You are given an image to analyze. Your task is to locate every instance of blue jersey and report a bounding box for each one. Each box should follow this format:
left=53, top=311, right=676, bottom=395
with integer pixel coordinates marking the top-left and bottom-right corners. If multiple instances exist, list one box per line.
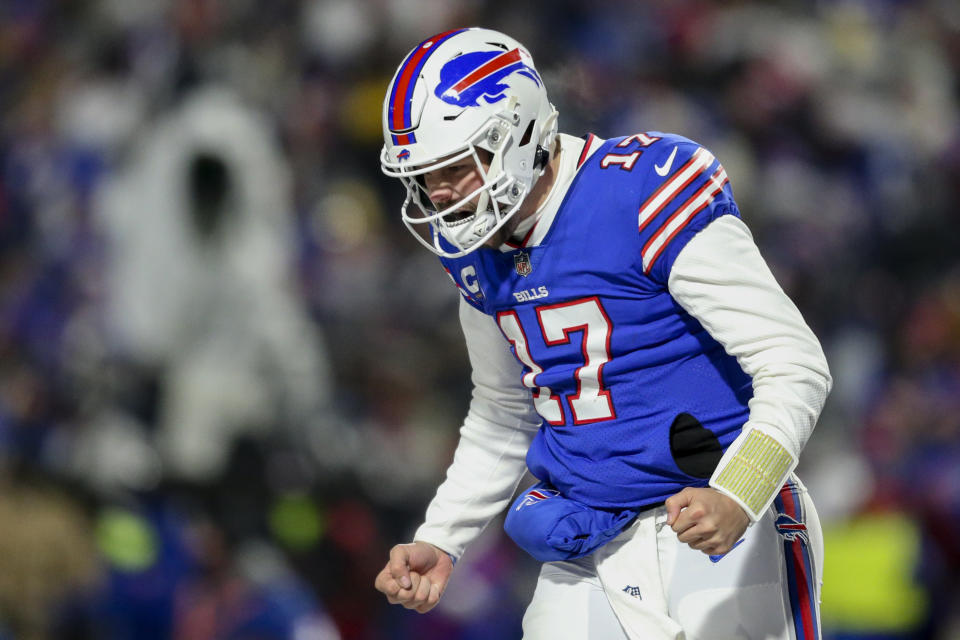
left=441, top=132, right=753, bottom=510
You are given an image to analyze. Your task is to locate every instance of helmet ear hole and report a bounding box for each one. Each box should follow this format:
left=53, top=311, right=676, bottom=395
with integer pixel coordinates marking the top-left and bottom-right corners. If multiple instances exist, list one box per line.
left=519, top=119, right=535, bottom=147
left=534, top=145, right=550, bottom=170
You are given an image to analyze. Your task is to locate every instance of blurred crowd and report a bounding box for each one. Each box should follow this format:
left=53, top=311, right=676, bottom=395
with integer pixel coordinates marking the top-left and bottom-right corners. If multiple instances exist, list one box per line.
left=1, top=0, right=959, bottom=638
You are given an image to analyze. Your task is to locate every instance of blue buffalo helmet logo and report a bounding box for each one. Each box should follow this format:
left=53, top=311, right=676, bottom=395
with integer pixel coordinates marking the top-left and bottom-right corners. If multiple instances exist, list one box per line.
left=435, top=48, right=542, bottom=108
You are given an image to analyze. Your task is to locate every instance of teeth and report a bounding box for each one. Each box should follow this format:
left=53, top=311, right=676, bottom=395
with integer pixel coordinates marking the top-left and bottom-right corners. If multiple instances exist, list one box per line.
left=442, top=211, right=473, bottom=227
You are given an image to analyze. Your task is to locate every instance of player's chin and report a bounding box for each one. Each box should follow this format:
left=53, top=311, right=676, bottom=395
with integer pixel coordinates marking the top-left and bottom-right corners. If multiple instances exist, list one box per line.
left=481, top=225, right=510, bottom=249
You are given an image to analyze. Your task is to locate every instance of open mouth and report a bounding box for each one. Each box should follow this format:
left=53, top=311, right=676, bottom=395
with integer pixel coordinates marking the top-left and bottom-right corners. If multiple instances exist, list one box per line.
left=441, top=209, right=474, bottom=226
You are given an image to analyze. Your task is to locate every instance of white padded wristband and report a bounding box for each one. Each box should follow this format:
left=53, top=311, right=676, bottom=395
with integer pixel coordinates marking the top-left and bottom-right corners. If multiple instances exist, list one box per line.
left=710, top=424, right=797, bottom=521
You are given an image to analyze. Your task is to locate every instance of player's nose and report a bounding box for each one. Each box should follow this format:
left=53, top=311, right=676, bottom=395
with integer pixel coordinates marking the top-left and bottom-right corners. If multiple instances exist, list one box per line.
left=427, top=183, right=454, bottom=207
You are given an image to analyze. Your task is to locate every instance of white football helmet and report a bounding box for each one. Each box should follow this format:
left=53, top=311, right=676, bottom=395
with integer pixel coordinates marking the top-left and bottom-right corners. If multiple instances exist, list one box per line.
left=381, top=27, right=558, bottom=258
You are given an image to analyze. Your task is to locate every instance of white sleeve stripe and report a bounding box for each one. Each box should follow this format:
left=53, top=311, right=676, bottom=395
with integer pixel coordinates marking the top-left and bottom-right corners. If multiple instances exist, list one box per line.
left=642, top=166, right=728, bottom=273
left=637, top=147, right=714, bottom=233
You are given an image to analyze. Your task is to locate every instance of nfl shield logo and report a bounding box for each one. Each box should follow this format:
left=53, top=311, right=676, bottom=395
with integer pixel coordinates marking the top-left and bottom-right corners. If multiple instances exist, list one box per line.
left=514, top=251, right=532, bottom=277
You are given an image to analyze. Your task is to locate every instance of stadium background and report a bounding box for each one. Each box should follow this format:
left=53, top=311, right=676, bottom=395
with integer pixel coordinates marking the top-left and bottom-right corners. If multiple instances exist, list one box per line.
left=1, top=0, right=959, bottom=638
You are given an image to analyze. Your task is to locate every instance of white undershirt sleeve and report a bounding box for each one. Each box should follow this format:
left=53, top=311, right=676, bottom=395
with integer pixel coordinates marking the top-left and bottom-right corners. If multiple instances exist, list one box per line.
left=668, top=215, right=832, bottom=521
left=413, top=297, right=542, bottom=559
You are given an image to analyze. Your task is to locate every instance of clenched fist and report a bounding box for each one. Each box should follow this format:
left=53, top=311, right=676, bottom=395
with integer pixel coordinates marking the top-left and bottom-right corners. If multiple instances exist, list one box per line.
left=665, top=487, right=750, bottom=556
left=374, top=541, right=454, bottom=613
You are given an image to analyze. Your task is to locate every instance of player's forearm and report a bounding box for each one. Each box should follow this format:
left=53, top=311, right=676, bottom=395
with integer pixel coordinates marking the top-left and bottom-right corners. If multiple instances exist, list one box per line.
left=414, top=298, right=542, bottom=558
left=414, top=405, right=537, bottom=559
left=709, top=359, right=829, bottom=521
left=668, top=215, right=831, bottom=520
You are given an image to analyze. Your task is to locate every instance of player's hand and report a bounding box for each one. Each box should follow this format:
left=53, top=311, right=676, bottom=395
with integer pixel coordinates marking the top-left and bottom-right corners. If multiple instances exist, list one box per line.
left=374, top=541, right=454, bottom=614
left=665, top=487, right=749, bottom=556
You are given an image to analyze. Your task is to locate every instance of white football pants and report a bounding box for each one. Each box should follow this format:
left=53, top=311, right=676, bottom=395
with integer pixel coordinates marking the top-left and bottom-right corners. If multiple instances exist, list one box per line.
left=521, top=477, right=823, bottom=640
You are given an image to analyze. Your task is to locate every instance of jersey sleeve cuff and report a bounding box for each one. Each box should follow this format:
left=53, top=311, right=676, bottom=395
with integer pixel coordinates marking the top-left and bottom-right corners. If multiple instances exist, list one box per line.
left=709, top=424, right=797, bottom=522
left=412, top=530, right=462, bottom=564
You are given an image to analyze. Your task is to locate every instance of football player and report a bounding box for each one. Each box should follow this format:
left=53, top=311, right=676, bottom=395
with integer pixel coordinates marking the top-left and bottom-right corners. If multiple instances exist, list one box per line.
left=374, top=27, right=831, bottom=640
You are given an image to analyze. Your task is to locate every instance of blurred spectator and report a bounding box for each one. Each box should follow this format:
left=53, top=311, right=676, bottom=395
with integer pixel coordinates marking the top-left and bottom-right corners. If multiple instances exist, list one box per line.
left=0, top=480, right=99, bottom=640
left=95, top=86, right=333, bottom=483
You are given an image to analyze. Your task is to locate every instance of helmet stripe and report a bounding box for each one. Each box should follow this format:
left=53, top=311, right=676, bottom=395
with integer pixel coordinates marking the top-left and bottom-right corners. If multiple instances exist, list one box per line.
left=389, top=28, right=466, bottom=135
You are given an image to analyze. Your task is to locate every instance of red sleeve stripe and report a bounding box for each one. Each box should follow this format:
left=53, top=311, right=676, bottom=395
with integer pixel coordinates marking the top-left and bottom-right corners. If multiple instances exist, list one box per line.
left=642, top=166, right=728, bottom=273
left=637, top=147, right=714, bottom=234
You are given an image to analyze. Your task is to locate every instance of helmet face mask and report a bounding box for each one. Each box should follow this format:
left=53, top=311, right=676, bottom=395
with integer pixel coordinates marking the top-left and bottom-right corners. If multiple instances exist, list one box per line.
left=381, top=28, right=558, bottom=258
left=384, top=112, right=527, bottom=256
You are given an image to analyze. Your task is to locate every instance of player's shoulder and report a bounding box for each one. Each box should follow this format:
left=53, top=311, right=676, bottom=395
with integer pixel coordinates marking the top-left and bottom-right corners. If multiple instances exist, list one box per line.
left=621, top=131, right=706, bottom=166
left=582, top=131, right=714, bottom=177
left=627, top=133, right=735, bottom=277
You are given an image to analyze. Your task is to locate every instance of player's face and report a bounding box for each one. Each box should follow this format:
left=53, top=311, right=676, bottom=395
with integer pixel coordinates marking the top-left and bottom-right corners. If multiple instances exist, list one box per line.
left=422, top=151, right=491, bottom=225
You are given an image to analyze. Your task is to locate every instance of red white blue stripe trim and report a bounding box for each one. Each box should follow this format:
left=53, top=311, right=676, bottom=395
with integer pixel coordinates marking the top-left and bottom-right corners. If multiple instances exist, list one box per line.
left=641, top=163, right=728, bottom=273
left=577, top=134, right=597, bottom=169
left=637, top=147, right=714, bottom=235
left=774, top=481, right=820, bottom=640
left=388, top=28, right=466, bottom=146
